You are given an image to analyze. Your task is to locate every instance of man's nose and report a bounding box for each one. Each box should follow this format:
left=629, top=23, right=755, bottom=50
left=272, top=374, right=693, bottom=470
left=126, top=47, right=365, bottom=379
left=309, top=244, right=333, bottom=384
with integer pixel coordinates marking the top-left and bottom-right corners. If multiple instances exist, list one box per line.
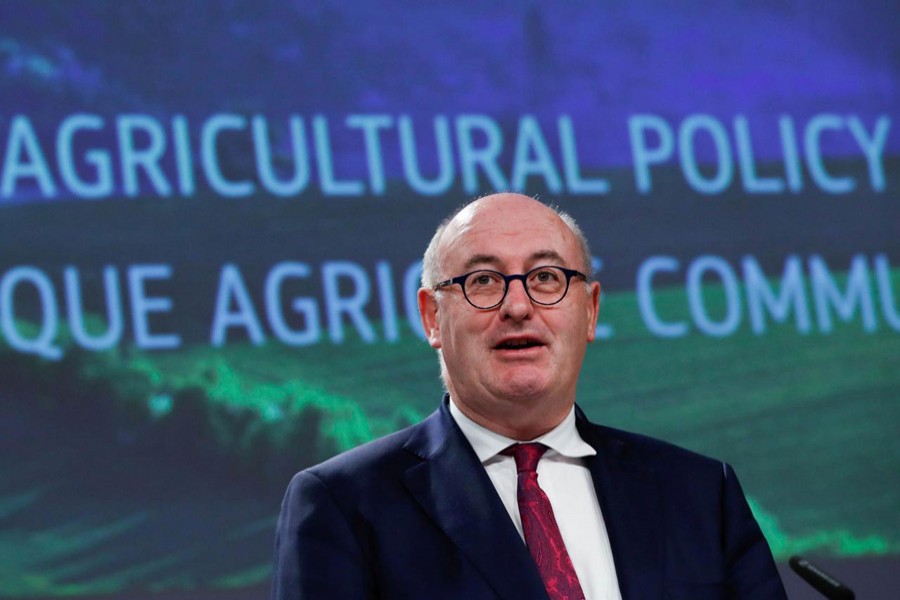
left=500, top=278, right=533, bottom=320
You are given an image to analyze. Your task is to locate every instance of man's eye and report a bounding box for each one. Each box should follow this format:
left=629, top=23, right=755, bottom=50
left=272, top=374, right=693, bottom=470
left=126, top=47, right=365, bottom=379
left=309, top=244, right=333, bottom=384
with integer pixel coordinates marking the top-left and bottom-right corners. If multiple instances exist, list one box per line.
left=473, top=274, right=496, bottom=286
left=534, top=270, right=559, bottom=283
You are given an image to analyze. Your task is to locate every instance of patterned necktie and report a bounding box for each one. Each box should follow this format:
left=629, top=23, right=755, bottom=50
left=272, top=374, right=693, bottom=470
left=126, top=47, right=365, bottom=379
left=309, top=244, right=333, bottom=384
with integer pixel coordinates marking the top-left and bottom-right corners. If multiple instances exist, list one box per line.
left=503, top=443, right=586, bottom=600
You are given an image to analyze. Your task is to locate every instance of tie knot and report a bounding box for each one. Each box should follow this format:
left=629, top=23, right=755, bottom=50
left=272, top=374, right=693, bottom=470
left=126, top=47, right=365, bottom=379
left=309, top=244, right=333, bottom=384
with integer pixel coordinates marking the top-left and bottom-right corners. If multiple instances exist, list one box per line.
left=502, top=442, right=547, bottom=472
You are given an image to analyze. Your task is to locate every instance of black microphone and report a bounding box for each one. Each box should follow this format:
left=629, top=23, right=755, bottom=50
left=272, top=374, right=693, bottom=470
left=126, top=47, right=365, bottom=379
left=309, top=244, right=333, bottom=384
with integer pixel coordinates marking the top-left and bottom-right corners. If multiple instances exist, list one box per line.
left=789, top=555, right=855, bottom=600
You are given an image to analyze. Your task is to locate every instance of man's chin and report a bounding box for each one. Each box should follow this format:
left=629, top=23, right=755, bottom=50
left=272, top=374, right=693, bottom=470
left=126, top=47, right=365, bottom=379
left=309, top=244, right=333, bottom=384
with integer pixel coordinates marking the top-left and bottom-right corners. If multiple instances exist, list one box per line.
left=491, top=372, right=553, bottom=402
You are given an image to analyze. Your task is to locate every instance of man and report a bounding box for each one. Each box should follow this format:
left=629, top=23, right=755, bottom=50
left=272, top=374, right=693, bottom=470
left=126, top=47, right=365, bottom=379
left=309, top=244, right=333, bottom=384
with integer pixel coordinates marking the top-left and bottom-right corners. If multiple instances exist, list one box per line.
left=271, top=193, right=787, bottom=599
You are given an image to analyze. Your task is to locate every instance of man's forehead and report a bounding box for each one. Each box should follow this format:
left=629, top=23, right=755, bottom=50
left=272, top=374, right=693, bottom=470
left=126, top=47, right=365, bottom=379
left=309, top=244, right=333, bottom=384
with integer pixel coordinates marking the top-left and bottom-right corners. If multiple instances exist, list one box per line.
left=439, top=200, right=577, bottom=269
left=459, top=249, right=567, bottom=271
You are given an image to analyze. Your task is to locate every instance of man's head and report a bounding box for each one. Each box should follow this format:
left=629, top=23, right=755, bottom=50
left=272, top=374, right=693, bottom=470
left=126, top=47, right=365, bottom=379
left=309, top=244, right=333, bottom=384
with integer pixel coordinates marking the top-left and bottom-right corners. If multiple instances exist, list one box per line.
left=417, top=193, right=601, bottom=439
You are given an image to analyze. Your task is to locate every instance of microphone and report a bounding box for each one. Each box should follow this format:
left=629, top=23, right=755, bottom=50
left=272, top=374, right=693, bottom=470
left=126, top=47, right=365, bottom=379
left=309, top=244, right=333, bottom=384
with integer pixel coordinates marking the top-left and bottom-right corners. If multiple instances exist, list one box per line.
left=789, top=555, right=855, bottom=600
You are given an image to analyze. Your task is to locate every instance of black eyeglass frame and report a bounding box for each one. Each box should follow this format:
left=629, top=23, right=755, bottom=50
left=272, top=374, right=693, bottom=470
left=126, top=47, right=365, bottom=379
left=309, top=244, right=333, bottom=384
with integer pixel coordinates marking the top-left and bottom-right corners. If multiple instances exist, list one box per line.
left=433, top=265, right=589, bottom=310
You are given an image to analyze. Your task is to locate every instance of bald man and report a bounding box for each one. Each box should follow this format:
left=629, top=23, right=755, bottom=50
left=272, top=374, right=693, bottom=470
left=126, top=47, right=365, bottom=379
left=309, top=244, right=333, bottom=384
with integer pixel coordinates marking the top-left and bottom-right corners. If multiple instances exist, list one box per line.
left=271, top=194, right=786, bottom=600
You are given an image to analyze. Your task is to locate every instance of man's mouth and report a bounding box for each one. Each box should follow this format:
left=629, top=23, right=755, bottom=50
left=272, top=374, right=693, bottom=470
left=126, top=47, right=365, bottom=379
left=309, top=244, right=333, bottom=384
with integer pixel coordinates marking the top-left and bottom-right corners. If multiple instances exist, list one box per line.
left=495, top=337, right=544, bottom=350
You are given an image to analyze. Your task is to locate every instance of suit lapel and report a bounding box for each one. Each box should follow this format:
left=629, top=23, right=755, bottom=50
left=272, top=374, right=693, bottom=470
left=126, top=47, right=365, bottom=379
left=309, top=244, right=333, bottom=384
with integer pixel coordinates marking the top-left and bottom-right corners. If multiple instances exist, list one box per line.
left=402, top=399, right=548, bottom=600
left=577, top=412, right=665, bottom=600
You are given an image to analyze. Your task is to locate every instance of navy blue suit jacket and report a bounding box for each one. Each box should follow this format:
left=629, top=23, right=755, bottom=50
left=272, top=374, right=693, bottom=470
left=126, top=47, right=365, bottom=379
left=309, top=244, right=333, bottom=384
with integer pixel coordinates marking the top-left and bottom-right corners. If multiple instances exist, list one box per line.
left=271, top=396, right=786, bottom=599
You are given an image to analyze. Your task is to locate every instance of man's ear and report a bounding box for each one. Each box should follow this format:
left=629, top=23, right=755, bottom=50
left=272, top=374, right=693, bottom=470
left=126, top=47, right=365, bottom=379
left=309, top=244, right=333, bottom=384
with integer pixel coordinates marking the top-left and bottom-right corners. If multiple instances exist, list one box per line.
left=417, top=287, right=442, bottom=349
left=586, top=281, right=601, bottom=342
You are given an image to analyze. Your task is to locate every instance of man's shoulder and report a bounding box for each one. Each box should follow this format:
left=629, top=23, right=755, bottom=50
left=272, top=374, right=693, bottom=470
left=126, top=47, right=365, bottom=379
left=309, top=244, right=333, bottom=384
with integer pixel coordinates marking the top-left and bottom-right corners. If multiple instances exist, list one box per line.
left=287, top=407, right=446, bottom=496
left=578, top=415, right=726, bottom=476
left=301, top=422, right=418, bottom=481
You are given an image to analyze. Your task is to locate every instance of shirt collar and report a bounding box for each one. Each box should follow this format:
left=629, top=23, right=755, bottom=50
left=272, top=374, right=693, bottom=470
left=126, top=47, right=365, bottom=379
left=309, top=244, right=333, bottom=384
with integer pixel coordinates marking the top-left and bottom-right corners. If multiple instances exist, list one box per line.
left=449, top=396, right=597, bottom=463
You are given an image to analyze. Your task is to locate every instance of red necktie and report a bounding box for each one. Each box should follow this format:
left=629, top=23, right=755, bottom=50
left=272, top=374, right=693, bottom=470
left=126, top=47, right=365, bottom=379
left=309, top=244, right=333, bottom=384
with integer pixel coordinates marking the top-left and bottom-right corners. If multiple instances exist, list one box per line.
left=504, top=443, right=585, bottom=600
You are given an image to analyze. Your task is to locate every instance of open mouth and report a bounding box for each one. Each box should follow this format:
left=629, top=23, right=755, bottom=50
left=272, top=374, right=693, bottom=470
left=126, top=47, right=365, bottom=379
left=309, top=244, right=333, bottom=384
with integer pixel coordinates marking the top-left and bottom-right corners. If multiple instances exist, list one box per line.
left=495, top=338, right=544, bottom=350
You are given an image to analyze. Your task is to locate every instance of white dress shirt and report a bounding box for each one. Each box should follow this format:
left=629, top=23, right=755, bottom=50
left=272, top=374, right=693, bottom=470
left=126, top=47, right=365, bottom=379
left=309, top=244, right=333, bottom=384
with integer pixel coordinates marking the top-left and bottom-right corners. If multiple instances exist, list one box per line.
left=449, top=399, right=623, bottom=600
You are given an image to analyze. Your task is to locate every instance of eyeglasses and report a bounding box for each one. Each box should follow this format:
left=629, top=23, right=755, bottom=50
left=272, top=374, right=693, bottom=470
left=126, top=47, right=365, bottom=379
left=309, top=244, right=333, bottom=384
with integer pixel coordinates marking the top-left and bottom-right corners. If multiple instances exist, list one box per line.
left=434, top=265, right=588, bottom=310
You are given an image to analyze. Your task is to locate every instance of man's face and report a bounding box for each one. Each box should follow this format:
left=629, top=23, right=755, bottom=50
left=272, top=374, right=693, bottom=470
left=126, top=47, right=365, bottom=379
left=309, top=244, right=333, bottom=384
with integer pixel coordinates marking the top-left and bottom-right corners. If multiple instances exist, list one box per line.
left=418, top=195, right=601, bottom=433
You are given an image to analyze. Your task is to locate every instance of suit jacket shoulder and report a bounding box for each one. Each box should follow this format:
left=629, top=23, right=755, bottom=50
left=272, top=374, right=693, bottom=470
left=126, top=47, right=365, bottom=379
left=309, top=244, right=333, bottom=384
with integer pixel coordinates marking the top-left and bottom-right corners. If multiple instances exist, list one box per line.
left=272, top=400, right=549, bottom=600
left=574, top=411, right=786, bottom=599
